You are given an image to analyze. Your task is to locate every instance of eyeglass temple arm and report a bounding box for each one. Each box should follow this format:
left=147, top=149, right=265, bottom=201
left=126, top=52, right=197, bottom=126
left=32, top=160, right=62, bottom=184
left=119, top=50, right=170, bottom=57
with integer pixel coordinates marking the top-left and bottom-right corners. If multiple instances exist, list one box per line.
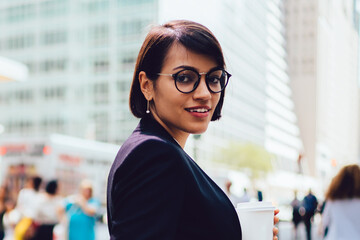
left=157, top=73, right=173, bottom=77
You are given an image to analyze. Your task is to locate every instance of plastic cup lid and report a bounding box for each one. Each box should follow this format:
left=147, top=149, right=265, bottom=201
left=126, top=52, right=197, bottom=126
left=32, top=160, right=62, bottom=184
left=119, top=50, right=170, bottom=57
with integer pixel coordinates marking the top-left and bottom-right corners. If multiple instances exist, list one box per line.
left=236, top=201, right=275, bottom=211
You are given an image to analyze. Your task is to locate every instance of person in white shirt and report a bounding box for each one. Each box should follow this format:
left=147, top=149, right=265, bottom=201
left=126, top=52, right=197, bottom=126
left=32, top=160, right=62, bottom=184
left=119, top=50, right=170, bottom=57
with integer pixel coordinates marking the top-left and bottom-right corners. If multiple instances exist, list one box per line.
left=2, top=199, right=20, bottom=240
left=16, top=176, right=42, bottom=220
left=33, top=180, right=62, bottom=240
left=322, top=164, right=360, bottom=240
left=224, top=180, right=241, bottom=207
left=14, top=176, right=42, bottom=240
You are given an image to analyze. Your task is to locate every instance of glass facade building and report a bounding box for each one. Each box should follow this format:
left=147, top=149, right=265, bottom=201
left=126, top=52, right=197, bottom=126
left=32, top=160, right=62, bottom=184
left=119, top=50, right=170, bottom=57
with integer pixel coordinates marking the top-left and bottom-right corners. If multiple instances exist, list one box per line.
left=285, top=0, right=359, bottom=182
left=159, top=0, right=302, bottom=175
left=0, top=0, right=159, bottom=144
left=0, top=0, right=303, bottom=191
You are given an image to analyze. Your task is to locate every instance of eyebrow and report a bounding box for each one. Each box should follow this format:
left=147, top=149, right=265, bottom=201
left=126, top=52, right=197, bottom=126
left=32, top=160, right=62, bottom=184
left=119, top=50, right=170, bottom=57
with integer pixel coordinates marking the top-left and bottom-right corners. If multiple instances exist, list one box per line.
left=172, top=65, right=198, bottom=71
left=172, top=65, right=221, bottom=72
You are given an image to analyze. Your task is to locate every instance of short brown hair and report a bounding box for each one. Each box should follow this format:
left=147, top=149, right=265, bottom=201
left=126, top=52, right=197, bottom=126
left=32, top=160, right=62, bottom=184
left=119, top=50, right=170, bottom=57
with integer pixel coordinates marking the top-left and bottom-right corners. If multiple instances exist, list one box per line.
left=325, top=164, right=360, bottom=200
left=129, top=20, right=226, bottom=120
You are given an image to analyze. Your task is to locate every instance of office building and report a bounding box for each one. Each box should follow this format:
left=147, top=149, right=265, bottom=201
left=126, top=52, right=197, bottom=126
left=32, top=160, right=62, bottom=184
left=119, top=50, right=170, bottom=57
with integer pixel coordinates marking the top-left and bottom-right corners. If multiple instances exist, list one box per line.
left=0, top=0, right=304, bottom=194
left=285, top=0, right=359, bottom=181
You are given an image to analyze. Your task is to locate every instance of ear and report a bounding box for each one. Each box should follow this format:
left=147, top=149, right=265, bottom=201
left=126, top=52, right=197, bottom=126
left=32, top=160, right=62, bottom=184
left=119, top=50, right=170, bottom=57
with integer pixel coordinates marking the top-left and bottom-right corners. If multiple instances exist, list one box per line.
left=139, top=71, right=153, bottom=101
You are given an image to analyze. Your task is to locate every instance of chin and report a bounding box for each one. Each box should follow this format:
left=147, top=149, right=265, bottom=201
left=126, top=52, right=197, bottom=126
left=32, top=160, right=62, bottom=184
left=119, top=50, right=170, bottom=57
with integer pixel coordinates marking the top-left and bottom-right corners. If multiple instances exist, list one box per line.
left=190, top=125, right=209, bottom=134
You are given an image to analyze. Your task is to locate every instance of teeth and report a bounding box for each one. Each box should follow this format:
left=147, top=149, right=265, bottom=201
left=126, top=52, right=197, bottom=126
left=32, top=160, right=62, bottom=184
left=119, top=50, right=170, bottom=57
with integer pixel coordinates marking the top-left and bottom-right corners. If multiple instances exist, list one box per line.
left=189, top=108, right=208, bottom=113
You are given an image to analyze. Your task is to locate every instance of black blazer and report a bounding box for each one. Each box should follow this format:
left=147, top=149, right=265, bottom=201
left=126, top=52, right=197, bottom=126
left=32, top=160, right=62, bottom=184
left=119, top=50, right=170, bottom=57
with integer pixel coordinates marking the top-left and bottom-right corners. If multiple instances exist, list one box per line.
left=107, top=116, right=242, bottom=240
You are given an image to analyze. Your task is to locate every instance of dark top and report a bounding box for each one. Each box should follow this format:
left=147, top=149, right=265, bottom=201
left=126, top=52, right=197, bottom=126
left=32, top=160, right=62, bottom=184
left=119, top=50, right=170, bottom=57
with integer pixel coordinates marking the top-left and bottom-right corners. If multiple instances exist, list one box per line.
left=303, top=193, right=318, bottom=217
left=0, top=210, right=4, bottom=233
left=107, top=116, right=242, bottom=240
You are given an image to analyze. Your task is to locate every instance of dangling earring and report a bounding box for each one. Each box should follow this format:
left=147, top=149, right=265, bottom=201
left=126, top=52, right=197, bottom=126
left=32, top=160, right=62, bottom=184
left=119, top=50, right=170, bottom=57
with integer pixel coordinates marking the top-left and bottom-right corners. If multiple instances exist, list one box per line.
left=146, top=100, right=150, bottom=114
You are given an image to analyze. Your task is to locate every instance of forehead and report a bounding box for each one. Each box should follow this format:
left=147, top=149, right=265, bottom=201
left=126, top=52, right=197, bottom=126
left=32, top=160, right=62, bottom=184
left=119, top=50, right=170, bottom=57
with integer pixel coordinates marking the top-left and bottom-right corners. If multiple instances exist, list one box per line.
left=163, top=43, right=217, bottom=71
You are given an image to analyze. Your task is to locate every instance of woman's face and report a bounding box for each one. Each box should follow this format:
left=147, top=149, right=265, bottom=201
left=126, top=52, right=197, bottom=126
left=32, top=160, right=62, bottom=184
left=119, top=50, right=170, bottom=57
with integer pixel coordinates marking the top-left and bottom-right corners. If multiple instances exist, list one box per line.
left=148, top=43, right=221, bottom=143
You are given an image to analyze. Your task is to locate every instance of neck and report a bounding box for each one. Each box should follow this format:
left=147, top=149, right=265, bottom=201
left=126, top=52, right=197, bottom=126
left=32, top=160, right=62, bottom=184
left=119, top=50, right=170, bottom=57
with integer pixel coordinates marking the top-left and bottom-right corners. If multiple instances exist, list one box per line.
left=172, top=135, right=187, bottom=148
left=150, top=114, right=189, bottom=148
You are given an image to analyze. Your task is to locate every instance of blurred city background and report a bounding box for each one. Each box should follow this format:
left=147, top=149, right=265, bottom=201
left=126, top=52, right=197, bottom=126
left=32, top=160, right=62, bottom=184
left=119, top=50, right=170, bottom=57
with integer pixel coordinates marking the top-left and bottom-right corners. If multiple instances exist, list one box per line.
left=0, top=0, right=359, bottom=239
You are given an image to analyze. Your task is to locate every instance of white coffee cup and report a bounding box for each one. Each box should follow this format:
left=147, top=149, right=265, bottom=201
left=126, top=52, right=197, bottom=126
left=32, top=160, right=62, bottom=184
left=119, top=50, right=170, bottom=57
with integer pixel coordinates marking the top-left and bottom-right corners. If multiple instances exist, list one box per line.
left=236, top=201, right=275, bottom=240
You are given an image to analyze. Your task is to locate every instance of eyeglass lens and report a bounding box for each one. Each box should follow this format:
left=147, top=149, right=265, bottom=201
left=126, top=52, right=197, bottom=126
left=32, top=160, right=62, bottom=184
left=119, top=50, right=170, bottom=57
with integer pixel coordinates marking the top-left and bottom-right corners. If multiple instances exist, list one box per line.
left=175, top=69, right=228, bottom=93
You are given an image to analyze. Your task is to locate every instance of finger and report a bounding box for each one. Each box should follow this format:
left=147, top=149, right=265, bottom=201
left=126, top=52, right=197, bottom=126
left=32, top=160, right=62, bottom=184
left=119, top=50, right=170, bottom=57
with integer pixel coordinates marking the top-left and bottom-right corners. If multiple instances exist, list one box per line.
left=274, top=215, right=279, bottom=225
left=273, top=227, right=279, bottom=236
left=274, top=208, right=280, bottom=216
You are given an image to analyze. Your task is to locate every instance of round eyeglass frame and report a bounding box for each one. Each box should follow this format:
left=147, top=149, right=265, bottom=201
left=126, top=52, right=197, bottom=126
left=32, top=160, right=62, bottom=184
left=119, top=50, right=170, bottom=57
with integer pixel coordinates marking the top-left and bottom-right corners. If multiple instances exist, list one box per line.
left=157, top=68, right=231, bottom=94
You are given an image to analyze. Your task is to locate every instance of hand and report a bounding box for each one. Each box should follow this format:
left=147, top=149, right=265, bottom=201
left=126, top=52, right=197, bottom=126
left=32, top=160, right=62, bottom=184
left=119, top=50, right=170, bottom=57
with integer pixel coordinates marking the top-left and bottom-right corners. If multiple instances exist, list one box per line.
left=74, top=195, right=87, bottom=208
left=273, top=209, right=279, bottom=240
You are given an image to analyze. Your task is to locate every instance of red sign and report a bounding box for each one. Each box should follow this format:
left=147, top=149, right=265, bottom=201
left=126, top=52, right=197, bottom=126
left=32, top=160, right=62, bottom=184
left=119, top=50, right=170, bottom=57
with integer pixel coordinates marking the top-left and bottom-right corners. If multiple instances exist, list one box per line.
left=0, top=146, right=6, bottom=156
left=58, top=154, right=82, bottom=166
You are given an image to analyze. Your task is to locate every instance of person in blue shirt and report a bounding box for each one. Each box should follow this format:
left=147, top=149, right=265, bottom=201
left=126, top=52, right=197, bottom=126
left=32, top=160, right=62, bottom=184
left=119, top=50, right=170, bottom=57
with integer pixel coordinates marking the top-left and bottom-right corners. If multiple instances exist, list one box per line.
left=63, top=180, right=100, bottom=240
left=302, top=189, right=318, bottom=240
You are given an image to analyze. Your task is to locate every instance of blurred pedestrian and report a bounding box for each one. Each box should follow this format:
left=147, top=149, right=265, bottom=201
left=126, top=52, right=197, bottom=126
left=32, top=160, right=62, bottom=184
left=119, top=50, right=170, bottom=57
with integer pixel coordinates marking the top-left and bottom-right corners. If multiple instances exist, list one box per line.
left=2, top=199, right=19, bottom=240
left=257, top=190, right=263, bottom=201
left=0, top=186, right=6, bottom=240
left=321, top=164, right=360, bottom=240
left=239, top=188, right=251, bottom=202
left=302, top=189, right=318, bottom=240
left=33, top=180, right=62, bottom=240
left=14, top=176, right=42, bottom=240
left=62, top=179, right=100, bottom=240
left=290, top=190, right=303, bottom=240
left=225, top=180, right=240, bottom=207
left=317, top=200, right=327, bottom=236
left=106, top=19, right=279, bottom=240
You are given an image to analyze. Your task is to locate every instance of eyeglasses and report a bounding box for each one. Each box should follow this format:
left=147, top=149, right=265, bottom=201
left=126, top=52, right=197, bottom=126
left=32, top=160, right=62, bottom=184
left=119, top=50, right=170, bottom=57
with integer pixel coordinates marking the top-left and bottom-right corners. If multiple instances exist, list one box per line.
left=157, top=67, right=231, bottom=94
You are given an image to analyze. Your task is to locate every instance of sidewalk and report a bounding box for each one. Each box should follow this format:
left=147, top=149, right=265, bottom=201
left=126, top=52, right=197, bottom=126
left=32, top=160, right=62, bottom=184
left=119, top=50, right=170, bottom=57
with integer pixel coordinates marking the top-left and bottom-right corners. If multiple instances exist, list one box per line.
left=96, top=222, right=109, bottom=240
left=278, top=221, right=322, bottom=240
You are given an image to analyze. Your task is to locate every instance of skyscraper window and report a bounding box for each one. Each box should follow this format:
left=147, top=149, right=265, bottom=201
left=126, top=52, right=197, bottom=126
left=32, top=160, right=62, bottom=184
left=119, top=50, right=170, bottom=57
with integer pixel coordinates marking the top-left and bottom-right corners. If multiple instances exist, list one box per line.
left=42, top=30, right=67, bottom=45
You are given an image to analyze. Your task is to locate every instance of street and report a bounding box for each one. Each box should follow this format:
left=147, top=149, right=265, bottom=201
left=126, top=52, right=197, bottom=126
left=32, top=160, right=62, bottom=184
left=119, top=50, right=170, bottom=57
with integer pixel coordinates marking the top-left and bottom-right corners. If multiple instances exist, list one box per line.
left=278, top=221, right=322, bottom=240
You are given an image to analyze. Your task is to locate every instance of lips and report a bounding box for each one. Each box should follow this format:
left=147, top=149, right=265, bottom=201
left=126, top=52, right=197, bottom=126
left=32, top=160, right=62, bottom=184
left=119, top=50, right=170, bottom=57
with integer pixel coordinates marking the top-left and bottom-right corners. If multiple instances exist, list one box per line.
left=185, top=106, right=211, bottom=113
left=184, top=106, right=211, bottom=119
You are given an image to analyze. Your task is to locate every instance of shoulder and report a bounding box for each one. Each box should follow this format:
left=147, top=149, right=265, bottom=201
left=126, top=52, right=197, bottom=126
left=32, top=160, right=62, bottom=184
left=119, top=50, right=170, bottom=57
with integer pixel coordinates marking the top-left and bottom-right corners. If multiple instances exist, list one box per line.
left=88, top=198, right=100, bottom=207
left=64, top=195, right=76, bottom=208
left=114, top=132, right=185, bottom=171
left=330, top=198, right=360, bottom=206
left=17, top=189, right=35, bottom=201
left=108, top=133, right=186, bottom=188
left=18, top=188, right=32, bottom=196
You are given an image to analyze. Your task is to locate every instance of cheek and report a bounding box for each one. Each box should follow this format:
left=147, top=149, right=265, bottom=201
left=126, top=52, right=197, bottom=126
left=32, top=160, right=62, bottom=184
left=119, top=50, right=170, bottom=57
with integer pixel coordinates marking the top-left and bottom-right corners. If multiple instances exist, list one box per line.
left=154, top=84, right=184, bottom=109
left=213, top=94, right=221, bottom=106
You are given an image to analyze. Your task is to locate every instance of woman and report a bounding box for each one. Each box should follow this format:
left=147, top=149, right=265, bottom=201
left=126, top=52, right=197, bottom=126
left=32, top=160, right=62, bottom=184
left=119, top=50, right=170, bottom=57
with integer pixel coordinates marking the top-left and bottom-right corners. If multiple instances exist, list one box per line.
left=321, top=164, right=360, bottom=240
left=14, top=176, right=42, bottom=240
left=0, top=186, right=6, bottom=240
left=33, top=180, right=62, bottom=240
left=107, top=20, right=279, bottom=239
left=2, top=199, right=18, bottom=240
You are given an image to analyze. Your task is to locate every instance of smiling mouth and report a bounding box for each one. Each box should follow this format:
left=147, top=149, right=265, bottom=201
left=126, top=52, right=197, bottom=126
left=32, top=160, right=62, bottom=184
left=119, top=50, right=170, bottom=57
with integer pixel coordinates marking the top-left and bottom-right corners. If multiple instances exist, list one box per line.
left=185, top=108, right=210, bottom=113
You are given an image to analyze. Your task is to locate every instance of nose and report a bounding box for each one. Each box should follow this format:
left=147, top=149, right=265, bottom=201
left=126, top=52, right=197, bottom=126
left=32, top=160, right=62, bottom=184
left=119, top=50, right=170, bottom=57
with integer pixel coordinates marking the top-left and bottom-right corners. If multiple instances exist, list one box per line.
left=193, top=75, right=211, bottom=100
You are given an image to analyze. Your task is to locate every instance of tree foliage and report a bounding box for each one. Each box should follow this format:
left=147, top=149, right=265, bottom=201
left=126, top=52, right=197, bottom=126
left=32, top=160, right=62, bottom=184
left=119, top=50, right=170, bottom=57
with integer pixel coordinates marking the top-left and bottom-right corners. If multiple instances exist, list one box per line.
left=214, top=142, right=274, bottom=179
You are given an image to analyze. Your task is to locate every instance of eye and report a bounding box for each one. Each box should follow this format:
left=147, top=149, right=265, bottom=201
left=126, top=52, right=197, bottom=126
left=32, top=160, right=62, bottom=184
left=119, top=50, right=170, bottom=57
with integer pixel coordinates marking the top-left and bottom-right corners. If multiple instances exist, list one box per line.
left=207, top=76, right=221, bottom=84
left=207, top=70, right=225, bottom=85
left=175, top=70, right=197, bottom=84
left=176, top=74, right=192, bottom=83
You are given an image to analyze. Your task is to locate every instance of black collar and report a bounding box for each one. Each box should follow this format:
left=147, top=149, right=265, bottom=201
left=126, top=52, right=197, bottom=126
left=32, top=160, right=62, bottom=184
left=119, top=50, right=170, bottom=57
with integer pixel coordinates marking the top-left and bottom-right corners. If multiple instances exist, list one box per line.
left=137, top=115, right=181, bottom=147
